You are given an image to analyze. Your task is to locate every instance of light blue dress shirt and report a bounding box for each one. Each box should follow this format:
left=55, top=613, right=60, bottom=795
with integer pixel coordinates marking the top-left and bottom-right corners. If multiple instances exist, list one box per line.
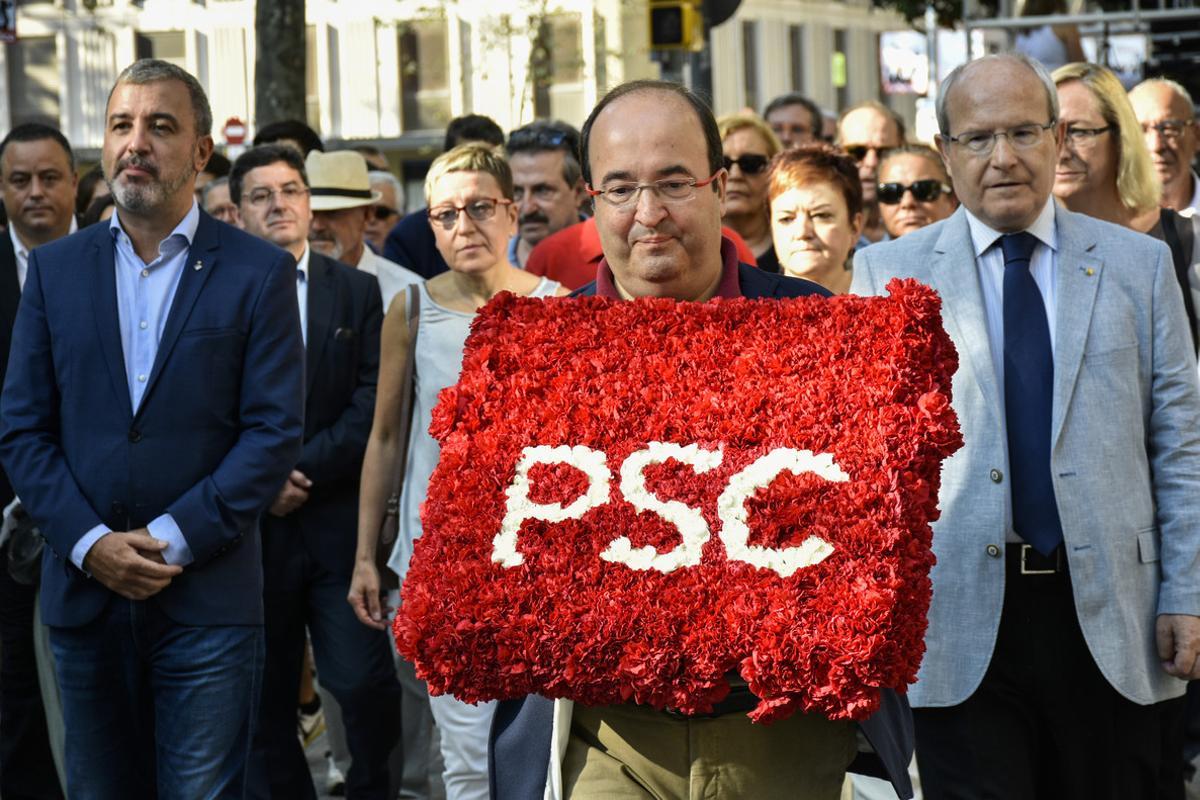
left=71, top=202, right=201, bottom=571
left=963, top=197, right=1059, bottom=389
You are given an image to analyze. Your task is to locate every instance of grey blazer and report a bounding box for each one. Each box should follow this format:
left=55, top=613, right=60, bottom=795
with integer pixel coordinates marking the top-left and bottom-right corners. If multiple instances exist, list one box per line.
left=852, top=203, right=1200, bottom=708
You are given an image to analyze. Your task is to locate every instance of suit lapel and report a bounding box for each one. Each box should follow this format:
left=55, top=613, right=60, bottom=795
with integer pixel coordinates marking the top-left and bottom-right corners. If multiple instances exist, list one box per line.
left=87, top=229, right=134, bottom=419
left=1050, top=207, right=1101, bottom=447
left=138, top=213, right=219, bottom=418
left=930, top=210, right=1004, bottom=427
left=305, top=252, right=335, bottom=399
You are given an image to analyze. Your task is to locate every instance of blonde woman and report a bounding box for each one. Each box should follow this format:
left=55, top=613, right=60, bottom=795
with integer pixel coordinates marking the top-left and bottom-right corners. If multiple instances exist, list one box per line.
left=718, top=113, right=783, bottom=271
left=349, top=143, right=565, bottom=800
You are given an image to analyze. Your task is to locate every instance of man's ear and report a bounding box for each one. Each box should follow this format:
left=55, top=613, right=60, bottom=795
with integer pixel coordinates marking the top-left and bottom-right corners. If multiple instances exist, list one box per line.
left=195, top=135, right=215, bottom=174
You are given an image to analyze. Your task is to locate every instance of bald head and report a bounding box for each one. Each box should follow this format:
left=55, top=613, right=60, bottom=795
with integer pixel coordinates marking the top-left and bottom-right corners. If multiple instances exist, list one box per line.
left=1129, top=79, right=1198, bottom=212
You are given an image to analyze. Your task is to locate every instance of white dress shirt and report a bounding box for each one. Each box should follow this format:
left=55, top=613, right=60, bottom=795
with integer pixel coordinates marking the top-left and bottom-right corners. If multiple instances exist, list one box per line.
left=10, top=217, right=78, bottom=290
left=1181, top=171, right=1200, bottom=219
left=296, top=245, right=310, bottom=346
left=356, top=247, right=421, bottom=311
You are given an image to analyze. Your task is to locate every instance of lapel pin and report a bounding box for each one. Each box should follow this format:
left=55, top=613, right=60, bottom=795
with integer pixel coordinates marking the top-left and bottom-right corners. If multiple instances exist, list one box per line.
left=1080, top=266, right=1094, bottom=276
left=193, top=261, right=203, bottom=271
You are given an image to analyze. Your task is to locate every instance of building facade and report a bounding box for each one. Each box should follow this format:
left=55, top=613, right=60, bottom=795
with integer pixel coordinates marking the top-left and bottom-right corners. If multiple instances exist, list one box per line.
left=1, top=0, right=912, bottom=165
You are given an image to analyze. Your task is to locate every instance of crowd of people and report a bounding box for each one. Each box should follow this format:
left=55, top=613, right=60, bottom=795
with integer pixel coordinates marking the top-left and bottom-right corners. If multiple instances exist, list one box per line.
left=0, top=48, right=1199, bottom=800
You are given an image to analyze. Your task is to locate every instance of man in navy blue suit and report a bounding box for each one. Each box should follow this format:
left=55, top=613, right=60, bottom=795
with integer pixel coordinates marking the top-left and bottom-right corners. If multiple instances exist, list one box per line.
left=231, top=144, right=403, bottom=799
left=0, top=59, right=305, bottom=798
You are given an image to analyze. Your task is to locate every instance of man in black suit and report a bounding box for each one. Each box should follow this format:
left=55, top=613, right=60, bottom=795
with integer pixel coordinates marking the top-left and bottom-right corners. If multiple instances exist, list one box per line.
left=231, top=145, right=402, bottom=799
left=0, top=122, right=78, bottom=800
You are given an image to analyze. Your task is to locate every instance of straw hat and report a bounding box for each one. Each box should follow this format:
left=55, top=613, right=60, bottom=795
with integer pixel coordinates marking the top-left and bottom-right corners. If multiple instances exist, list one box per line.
left=305, top=151, right=382, bottom=211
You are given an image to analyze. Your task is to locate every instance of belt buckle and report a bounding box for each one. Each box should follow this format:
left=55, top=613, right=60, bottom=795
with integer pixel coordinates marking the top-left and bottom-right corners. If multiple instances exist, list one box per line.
left=1020, top=544, right=1058, bottom=575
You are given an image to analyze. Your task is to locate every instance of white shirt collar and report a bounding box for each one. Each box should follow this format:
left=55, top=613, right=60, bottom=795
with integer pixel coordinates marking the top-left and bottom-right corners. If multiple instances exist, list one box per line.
left=11, top=216, right=78, bottom=290
left=1186, top=172, right=1200, bottom=217
left=963, top=197, right=1058, bottom=259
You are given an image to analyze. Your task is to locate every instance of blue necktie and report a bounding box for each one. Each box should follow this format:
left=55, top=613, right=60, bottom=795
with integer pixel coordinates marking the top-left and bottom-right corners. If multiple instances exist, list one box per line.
left=1001, top=232, right=1063, bottom=556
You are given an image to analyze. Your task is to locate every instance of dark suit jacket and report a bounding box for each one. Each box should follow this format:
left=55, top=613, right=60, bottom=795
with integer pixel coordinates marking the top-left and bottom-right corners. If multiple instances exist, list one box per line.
left=489, top=263, right=915, bottom=799
left=0, top=212, right=305, bottom=628
left=383, top=207, right=448, bottom=280
left=0, top=234, right=18, bottom=510
left=260, top=251, right=382, bottom=573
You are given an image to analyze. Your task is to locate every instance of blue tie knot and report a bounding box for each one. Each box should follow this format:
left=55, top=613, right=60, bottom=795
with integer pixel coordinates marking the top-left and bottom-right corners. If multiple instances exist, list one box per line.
left=1000, top=231, right=1039, bottom=267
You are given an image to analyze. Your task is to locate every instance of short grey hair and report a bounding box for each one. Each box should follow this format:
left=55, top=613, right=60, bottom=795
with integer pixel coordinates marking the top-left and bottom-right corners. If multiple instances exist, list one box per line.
left=201, top=176, right=229, bottom=207
left=1129, top=77, right=1196, bottom=116
left=109, top=59, right=213, bottom=138
left=937, top=53, right=1058, bottom=136
left=369, top=170, right=406, bottom=213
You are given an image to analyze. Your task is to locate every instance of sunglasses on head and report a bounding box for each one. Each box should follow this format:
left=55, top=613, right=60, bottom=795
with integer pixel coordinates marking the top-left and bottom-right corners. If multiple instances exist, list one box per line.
left=843, top=145, right=894, bottom=163
left=722, top=154, right=770, bottom=175
left=876, top=180, right=950, bottom=205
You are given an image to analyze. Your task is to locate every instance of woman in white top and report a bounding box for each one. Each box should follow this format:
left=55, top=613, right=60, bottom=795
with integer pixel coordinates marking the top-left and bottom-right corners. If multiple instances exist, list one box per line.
left=350, top=143, right=565, bottom=800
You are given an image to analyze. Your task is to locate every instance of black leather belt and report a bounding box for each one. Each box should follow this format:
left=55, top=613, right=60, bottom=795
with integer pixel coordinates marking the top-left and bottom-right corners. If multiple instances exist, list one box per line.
left=1006, top=543, right=1066, bottom=576
left=662, top=682, right=758, bottom=718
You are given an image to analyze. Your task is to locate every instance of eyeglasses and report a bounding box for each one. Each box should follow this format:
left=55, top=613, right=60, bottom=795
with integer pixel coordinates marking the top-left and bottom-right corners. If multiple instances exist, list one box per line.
left=876, top=180, right=952, bottom=205
left=370, top=205, right=400, bottom=221
left=1064, top=125, right=1113, bottom=147
left=1141, top=119, right=1193, bottom=141
left=942, top=122, right=1056, bottom=156
left=585, top=172, right=721, bottom=209
left=843, top=144, right=894, bottom=163
left=245, top=184, right=310, bottom=207
left=723, top=154, right=770, bottom=175
left=427, top=197, right=513, bottom=230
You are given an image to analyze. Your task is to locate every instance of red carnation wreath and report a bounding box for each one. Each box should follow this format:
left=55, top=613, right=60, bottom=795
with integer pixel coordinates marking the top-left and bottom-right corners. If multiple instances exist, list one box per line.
left=395, top=278, right=961, bottom=722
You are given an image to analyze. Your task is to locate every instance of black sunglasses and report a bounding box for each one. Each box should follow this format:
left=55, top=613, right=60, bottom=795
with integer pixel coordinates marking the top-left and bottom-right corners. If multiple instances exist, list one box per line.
left=722, top=154, right=770, bottom=175
left=843, top=144, right=894, bottom=163
left=877, top=180, right=951, bottom=205
left=370, top=205, right=400, bottom=221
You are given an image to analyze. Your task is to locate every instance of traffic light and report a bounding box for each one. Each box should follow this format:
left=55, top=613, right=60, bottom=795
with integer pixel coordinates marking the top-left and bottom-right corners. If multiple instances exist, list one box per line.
left=649, top=0, right=702, bottom=51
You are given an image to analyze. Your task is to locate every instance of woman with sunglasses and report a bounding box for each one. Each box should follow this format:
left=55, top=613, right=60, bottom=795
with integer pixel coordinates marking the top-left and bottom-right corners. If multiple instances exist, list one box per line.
left=766, top=143, right=863, bottom=294
left=876, top=146, right=958, bottom=238
left=718, top=114, right=782, bottom=272
left=350, top=143, right=564, bottom=800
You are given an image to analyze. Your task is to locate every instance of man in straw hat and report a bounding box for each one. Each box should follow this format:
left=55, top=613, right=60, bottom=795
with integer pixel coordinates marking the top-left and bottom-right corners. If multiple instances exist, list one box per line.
left=307, top=150, right=421, bottom=311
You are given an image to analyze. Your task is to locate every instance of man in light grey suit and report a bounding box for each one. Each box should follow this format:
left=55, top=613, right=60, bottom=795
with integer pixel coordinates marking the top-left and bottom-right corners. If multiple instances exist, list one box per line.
left=852, top=53, right=1200, bottom=799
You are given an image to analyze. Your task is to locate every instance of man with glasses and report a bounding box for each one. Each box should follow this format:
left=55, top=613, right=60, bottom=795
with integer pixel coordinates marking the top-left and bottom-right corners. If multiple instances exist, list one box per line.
left=490, top=79, right=915, bottom=800
left=837, top=101, right=906, bottom=246
left=853, top=53, right=1200, bottom=798
left=230, top=144, right=404, bottom=799
left=505, top=120, right=587, bottom=268
left=307, top=151, right=420, bottom=311
left=366, top=170, right=404, bottom=256
left=1129, top=78, right=1200, bottom=217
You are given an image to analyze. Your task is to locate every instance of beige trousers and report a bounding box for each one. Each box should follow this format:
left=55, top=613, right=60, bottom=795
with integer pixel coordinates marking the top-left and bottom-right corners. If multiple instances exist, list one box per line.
left=563, top=702, right=857, bottom=799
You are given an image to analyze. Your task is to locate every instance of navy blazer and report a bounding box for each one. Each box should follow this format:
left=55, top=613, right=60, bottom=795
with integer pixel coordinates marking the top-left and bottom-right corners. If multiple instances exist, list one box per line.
left=490, top=263, right=915, bottom=799
left=260, top=251, right=382, bottom=573
left=0, top=212, right=305, bottom=628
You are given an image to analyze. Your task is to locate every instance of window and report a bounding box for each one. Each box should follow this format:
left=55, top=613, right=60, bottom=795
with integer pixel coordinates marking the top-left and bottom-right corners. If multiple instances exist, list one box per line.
left=6, top=36, right=59, bottom=126
left=833, top=29, right=849, bottom=111
left=742, top=21, right=760, bottom=113
left=789, top=25, right=805, bottom=93
left=135, top=31, right=186, bottom=69
left=305, top=25, right=320, bottom=131
left=398, top=18, right=451, bottom=132
left=532, top=13, right=583, bottom=121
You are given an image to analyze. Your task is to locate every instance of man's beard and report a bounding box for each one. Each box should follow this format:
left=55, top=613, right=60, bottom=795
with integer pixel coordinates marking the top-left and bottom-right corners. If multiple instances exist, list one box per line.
left=107, top=156, right=195, bottom=214
left=310, top=236, right=345, bottom=261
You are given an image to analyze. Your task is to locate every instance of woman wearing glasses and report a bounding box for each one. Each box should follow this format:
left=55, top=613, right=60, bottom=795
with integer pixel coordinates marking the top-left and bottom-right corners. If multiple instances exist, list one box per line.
left=875, top=145, right=958, bottom=238
left=350, top=143, right=564, bottom=800
left=1051, top=62, right=1200, bottom=349
left=766, top=143, right=863, bottom=294
left=718, top=114, right=782, bottom=272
